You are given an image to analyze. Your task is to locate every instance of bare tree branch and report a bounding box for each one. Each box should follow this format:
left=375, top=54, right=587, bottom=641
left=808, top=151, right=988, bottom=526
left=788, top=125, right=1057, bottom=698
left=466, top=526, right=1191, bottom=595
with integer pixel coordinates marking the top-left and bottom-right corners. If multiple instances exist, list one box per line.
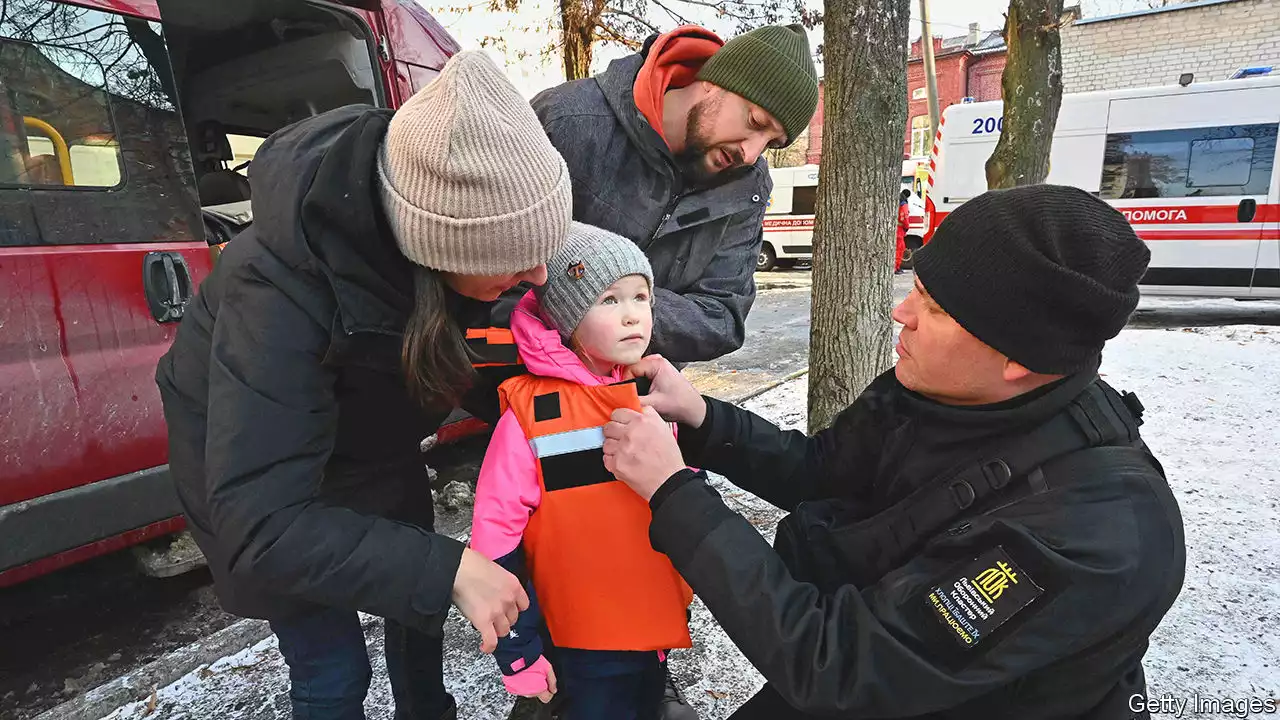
left=647, top=0, right=695, bottom=26
left=602, top=6, right=660, bottom=33
left=669, top=0, right=771, bottom=22
left=595, top=19, right=644, bottom=47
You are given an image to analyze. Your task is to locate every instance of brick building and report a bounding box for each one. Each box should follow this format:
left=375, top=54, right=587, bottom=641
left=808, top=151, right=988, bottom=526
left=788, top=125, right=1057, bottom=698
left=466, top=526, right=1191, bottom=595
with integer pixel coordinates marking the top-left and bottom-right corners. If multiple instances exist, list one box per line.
left=805, top=23, right=1007, bottom=165
left=1060, top=0, right=1280, bottom=93
left=802, top=0, right=1280, bottom=167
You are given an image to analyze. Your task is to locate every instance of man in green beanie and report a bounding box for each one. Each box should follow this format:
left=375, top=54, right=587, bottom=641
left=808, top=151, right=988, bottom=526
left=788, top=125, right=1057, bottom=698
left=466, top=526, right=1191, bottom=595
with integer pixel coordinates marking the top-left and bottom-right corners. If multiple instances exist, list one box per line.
left=531, top=24, right=818, bottom=366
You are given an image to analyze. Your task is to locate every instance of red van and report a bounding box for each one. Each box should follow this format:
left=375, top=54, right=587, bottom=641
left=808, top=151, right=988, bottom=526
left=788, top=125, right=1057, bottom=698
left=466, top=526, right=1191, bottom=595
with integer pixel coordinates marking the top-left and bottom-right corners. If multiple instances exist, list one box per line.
left=0, top=0, right=462, bottom=587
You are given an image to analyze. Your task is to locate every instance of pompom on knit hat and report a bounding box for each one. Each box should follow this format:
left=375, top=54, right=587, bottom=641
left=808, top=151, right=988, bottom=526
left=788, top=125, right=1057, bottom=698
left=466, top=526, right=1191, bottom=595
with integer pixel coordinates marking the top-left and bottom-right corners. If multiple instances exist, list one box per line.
left=376, top=51, right=573, bottom=275
left=535, top=222, right=654, bottom=338
left=912, top=185, right=1150, bottom=375
left=696, top=24, right=818, bottom=148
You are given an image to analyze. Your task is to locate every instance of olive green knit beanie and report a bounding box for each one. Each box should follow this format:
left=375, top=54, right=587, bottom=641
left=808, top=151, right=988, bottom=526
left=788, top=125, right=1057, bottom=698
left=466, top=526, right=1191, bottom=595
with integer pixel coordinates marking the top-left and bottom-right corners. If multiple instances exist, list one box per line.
left=696, top=24, right=819, bottom=148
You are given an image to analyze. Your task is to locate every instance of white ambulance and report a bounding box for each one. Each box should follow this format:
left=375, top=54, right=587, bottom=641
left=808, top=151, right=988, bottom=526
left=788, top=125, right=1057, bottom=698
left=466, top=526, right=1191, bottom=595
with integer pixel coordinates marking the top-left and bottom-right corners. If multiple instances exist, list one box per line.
left=761, top=164, right=819, bottom=271
left=763, top=163, right=927, bottom=271
left=925, top=73, right=1279, bottom=298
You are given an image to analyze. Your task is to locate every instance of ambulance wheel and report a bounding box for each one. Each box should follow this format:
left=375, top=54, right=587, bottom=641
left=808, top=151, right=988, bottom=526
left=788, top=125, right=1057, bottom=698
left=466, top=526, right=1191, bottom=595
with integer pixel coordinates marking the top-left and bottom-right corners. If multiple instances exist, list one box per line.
left=757, top=244, right=778, bottom=272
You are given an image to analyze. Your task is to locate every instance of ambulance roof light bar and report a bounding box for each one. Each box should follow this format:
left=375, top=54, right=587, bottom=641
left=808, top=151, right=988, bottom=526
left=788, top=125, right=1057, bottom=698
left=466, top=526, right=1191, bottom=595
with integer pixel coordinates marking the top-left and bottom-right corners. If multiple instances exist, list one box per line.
left=1229, top=66, right=1273, bottom=79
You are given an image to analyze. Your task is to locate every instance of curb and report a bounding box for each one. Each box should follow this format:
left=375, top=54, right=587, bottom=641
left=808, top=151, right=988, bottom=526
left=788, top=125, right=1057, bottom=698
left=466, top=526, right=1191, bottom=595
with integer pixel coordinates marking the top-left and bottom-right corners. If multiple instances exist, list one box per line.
left=33, top=618, right=272, bottom=720
left=38, top=372, right=810, bottom=720
left=726, top=367, right=809, bottom=405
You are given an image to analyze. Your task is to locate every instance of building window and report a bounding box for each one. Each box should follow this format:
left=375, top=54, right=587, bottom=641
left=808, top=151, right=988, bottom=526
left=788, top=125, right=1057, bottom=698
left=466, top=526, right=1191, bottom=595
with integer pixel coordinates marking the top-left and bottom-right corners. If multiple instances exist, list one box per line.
left=912, top=87, right=928, bottom=100
left=1099, top=124, right=1277, bottom=199
left=910, top=115, right=932, bottom=158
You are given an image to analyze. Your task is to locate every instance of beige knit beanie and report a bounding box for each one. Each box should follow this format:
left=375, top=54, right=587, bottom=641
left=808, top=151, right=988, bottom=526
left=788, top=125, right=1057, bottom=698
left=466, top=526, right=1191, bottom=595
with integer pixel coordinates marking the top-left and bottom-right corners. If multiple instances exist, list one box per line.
left=376, top=51, right=572, bottom=275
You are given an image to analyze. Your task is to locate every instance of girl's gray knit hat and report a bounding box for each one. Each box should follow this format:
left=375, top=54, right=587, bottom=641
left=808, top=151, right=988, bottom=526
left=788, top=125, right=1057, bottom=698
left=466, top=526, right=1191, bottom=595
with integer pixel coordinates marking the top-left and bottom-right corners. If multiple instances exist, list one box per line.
left=535, top=222, right=654, bottom=337
left=376, top=51, right=573, bottom=274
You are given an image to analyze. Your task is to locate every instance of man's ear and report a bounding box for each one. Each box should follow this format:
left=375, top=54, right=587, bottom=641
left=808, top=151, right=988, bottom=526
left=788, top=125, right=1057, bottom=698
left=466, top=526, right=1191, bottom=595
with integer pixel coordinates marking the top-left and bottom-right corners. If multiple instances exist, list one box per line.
left=1002, top=359, right=1034, bottom=383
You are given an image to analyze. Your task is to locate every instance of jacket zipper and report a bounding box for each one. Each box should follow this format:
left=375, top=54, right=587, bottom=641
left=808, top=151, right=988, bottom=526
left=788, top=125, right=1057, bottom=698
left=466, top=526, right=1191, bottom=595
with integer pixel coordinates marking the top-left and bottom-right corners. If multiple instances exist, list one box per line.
left=647, top=190, right=686, bottom=247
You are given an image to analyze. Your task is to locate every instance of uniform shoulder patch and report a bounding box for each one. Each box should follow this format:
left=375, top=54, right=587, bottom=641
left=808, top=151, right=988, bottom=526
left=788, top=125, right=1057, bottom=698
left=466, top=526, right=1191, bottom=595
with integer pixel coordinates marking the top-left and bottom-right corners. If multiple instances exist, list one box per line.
left=924, top=546, right=1044, bottom=650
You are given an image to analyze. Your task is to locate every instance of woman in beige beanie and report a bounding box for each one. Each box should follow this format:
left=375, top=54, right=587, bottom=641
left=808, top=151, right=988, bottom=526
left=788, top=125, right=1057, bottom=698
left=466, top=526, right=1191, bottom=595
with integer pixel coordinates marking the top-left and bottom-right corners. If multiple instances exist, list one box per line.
left=157, top=51, right=572, bottom=720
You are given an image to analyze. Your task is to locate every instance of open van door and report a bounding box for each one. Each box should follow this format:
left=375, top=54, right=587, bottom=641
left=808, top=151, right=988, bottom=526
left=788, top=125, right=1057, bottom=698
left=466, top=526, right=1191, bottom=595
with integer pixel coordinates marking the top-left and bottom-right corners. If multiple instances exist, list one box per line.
left=1257, top=110, right=1280, bottom=298
left=1, top=1, right=208, bottom=586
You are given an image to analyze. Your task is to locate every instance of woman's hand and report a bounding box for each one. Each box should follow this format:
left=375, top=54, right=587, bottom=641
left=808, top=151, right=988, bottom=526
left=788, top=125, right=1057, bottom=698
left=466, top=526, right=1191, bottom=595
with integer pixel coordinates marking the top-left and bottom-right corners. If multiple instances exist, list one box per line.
left=625, top=355, right=707, bottom=428
left=452, top=547, right=529, bottom=653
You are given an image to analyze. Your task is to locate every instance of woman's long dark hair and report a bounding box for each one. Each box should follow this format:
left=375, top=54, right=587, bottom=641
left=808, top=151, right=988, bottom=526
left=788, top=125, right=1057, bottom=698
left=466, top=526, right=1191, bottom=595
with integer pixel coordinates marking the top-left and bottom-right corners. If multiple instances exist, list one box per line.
left=402, top=265, right=474, bottom=408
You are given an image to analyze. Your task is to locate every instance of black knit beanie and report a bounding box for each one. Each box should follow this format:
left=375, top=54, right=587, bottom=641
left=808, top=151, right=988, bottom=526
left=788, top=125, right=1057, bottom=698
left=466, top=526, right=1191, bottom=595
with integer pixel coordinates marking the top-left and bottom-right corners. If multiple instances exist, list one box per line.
left=912, top=185, right=1150, bottom=374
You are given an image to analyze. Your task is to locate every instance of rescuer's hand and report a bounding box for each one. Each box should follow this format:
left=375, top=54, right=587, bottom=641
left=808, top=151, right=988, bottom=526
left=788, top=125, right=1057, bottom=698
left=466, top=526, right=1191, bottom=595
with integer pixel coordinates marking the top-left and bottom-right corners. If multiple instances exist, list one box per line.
left=603, top=406, right=687, bottom=501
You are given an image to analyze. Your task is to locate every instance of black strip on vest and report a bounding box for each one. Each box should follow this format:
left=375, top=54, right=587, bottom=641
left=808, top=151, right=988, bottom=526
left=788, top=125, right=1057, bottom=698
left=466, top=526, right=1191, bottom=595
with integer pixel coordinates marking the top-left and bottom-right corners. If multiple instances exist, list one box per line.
left=609, top=377, right=651, bottom=396
left=466, top=337, right=520, bottom=365
left=481, top=343, right=520, bottom=365
left=541, top=449, right=615, bottom=491
left=676, top=208, right=711, bottom=226
left=533, top=392, right=562, bottom=422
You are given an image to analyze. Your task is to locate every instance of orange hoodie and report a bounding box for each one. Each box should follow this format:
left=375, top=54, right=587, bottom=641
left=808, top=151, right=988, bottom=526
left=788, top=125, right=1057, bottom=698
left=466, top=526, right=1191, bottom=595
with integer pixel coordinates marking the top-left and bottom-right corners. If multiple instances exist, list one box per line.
left=632, top=26, right=724, bottom=145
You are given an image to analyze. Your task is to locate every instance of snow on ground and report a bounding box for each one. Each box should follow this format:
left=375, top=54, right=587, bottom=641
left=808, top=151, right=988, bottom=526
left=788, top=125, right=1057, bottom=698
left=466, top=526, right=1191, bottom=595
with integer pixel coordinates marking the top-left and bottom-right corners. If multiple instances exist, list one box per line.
left=100, top=320, right=1279, bottom=720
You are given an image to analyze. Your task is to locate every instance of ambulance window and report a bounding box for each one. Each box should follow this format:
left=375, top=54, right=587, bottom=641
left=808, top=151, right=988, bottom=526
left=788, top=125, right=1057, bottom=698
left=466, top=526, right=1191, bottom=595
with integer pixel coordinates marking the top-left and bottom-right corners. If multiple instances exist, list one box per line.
left=792, top=185, right=818, bottom=215
left=1100, top=124, right=1277, bottom=199
left=0, top=1, right=200, bottom=247
left=1188, top=138, right=1254, bottom=189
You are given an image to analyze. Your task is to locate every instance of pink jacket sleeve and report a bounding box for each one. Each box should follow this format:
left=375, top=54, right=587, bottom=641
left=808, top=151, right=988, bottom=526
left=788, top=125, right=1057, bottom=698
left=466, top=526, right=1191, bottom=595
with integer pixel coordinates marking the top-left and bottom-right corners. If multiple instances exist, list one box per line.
left=470, top=409, right=541, bottom=560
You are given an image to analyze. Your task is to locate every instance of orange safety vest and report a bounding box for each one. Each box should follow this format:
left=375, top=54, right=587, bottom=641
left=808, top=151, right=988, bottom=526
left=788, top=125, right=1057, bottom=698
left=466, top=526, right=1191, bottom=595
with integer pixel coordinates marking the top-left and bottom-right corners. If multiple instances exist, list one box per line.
left=466, top=326, right=524, bottom=369
left=499, top=374, right=694, bottom=652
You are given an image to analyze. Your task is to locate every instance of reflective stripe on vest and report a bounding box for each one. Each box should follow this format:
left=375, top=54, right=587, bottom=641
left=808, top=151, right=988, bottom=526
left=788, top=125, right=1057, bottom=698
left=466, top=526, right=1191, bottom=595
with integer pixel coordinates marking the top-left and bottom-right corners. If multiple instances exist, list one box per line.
left=529, top=426, right=606, bottom=459
left=497, top=373, right=693, bottom=652
left=466, top=327, right=522, bottom=368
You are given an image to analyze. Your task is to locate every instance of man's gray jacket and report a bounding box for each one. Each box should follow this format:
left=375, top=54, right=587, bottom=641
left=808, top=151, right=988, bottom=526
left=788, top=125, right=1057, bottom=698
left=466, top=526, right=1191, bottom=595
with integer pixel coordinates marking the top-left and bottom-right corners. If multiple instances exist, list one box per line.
left=531, top=50, right=772, bottom=362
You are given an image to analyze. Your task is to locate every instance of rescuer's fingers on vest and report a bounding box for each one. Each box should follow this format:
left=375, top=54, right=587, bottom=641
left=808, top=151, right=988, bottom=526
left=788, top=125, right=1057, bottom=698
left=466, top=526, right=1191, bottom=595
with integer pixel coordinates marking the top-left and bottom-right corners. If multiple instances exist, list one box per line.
left=629, top=355, right=705, bottom=427
left=603, top=407, right=687, bottom=501
left=622, top=354, right=667, bottom=381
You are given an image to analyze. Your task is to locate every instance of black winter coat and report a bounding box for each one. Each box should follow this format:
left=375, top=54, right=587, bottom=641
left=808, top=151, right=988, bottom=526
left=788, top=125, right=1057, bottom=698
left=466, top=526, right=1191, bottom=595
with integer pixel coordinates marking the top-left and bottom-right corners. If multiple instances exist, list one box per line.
left=156, top=106, right=491, bottom=628
left=652, top=370, right=1186, bottom=719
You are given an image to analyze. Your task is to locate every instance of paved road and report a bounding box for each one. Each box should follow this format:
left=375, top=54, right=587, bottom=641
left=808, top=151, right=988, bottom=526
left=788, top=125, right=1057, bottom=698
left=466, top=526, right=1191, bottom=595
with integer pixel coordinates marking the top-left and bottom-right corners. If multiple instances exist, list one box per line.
left=684, top=269, right=916, bottom=401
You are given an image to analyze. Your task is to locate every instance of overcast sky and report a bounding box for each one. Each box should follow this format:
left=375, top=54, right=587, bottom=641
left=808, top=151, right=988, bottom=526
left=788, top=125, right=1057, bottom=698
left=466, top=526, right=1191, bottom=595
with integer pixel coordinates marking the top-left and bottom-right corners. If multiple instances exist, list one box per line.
left=424, top=0, right=1164, bottom=97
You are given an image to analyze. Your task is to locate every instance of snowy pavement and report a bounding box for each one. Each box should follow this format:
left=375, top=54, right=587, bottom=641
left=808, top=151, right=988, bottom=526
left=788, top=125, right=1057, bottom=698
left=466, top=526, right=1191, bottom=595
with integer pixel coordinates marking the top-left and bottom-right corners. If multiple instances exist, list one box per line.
left=95, top=317, right=1278, bottom=720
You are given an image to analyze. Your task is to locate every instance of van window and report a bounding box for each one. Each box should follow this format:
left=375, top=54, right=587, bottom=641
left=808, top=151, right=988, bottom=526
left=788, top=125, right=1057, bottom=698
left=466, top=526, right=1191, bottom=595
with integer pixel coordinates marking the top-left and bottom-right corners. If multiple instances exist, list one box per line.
left=1099, top=124, right=1277, bottom=199
left=0, top=39, right=123, bottom=189
left=792, top=185, right=817, bottom=215
left=0, top=1, right=200, bottom=246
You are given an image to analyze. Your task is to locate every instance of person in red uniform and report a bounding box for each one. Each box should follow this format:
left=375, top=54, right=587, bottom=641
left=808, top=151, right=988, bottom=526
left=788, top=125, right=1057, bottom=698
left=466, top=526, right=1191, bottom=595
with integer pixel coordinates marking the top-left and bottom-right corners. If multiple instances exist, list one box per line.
left=896, top=188, right=911, bottom=273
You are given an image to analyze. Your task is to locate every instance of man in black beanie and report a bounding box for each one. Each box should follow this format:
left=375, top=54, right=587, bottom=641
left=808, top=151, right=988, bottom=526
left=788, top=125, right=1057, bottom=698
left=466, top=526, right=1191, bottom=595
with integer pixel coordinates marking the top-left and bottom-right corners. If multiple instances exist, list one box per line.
left=599, top=184, right=1187, bottom=719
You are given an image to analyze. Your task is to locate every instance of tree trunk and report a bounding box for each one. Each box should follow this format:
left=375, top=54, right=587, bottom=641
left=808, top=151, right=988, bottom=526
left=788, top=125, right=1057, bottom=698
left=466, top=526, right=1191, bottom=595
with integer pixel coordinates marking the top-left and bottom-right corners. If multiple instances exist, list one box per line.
left=560, top=0, right=596, bottom=80
left=985, top=0, right=1065, bottom=189
left=807, top=0, right=910, bottom=433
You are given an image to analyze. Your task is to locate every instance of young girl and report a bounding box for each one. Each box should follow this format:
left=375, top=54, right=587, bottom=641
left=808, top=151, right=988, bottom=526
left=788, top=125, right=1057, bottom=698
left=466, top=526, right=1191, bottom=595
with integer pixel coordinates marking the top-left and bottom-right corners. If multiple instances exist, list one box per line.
left=470, top=222, right=693, bottom=720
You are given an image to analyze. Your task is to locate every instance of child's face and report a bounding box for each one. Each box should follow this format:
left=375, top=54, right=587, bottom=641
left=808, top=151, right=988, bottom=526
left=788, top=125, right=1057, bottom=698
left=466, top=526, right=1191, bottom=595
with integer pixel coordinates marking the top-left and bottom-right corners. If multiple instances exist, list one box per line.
left=571, top=275, right=653, bottom=369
